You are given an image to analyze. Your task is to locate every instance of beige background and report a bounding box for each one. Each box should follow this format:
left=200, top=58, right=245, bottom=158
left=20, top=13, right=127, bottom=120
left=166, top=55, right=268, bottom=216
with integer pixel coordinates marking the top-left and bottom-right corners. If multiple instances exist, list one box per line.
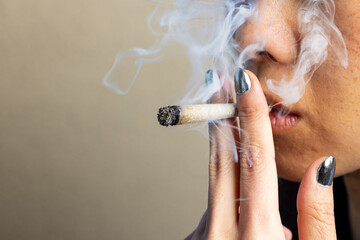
left=0, top=1, right=209, bottom=239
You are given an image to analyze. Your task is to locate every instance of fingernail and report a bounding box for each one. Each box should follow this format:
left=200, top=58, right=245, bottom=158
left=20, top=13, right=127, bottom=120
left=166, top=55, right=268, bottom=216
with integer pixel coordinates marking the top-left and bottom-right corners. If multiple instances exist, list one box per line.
left=205, top=69, right=214, bottom=86
left=234, top=68, right=251, bottom=94
left=317, top=156, right=336, bottom=186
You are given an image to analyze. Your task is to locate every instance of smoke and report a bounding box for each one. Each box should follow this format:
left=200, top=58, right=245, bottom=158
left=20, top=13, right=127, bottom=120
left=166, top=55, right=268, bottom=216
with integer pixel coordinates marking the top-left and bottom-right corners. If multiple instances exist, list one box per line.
left=103, top=0, right=257, bottom=102
left=104, top=0, right=347, bottom=107
left=266, top=0, right=348, bottom=105
left=104, top=0, right=348, bottom=135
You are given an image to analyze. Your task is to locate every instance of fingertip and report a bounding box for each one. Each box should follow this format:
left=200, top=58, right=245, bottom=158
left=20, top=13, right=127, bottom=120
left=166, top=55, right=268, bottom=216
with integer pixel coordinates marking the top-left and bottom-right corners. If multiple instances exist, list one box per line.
left=297, top=156, right=336, bottom=216
left=297, top=156, right=337, bottom=240
left=234, top=69, right=262, bottom=95
left=317, top=156, right=336, bottom=187
left=298, top=156, right=336, bottom=193
left=234, top=68, right=268, bottom=118
left=243, top=69, right=260, bottom=85
left=234, top=68, right=251, bottom=94
left=207, top=70, right=234, bottom=104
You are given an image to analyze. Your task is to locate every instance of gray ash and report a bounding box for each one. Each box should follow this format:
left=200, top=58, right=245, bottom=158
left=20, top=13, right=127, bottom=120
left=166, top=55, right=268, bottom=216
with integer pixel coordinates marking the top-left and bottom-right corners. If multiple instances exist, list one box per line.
left=157, top=106, right=181, bottom=126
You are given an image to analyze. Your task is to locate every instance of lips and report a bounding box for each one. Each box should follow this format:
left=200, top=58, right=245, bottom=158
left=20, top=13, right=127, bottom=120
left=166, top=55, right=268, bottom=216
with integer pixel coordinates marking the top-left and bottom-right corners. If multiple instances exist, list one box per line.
left=266, top=96, right=300, bottom=134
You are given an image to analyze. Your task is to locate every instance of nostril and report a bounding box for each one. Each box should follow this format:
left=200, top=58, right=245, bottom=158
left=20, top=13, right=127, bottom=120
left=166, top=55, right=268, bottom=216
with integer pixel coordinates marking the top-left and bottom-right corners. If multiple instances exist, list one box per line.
left=257, top=50, right=278, bottom=63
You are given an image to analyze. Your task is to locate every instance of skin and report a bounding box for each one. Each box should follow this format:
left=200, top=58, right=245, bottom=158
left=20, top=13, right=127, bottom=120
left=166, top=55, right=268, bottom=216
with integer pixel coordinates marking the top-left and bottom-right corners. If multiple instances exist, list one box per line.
left=237, top=0, right=360, bottom=237
left=187, top=0, right=360, bottom=238
left=236, top=0, right=360, bottom=181
left=186, top=71, right=336, bottom=239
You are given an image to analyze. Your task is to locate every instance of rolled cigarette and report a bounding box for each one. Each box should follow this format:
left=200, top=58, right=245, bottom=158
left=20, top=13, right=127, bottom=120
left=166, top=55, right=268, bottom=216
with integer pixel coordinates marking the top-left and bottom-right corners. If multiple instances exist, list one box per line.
left=157, top=103, right=237, bottom=126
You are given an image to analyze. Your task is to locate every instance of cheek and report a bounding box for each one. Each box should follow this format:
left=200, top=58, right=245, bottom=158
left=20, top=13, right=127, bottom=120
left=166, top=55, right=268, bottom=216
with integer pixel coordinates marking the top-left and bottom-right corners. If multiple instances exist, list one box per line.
left=272, top=0, right=360, bottom=181
left=335, top=0, right=360, bottom=41
left=274, top=110, right=360, bottom=182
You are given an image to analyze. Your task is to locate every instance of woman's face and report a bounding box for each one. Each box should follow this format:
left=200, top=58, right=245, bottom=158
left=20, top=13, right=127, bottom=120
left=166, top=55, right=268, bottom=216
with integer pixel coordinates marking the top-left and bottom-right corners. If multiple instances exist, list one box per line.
left=235, top=0, right=360, bottom=181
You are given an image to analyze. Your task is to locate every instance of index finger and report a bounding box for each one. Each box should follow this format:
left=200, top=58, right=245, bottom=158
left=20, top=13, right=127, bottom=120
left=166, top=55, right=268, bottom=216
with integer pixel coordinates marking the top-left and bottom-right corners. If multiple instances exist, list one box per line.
left=235, top=69, right=283, bottom=237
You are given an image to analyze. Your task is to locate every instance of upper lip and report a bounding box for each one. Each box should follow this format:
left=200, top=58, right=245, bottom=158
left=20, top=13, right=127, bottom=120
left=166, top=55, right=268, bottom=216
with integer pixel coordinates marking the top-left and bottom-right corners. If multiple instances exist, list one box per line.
left=265, top=94, right=300, bottom=117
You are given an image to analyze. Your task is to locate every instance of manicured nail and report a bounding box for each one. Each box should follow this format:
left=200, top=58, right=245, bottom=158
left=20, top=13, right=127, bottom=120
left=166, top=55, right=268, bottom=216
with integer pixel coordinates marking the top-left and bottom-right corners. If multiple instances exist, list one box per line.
left=205, top=69, right=214, bottom=86
left=234, top=68, right=251, bottom=94
left=317, top=156, right=336, bottom=186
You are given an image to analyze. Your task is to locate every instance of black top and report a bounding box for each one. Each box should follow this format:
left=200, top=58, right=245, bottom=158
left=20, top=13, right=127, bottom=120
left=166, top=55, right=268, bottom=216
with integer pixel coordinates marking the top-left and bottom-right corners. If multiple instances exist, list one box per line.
left=279, top=177, right=352, bottom=240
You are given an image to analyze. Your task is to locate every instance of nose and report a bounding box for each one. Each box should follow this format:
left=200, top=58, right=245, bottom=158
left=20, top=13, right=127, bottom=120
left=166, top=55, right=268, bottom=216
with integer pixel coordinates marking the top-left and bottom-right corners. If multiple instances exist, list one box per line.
left=235, top=0, right=299, bottom=65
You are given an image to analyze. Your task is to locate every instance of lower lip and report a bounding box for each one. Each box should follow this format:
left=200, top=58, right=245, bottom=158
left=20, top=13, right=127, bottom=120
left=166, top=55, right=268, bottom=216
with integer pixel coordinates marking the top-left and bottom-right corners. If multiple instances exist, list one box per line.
left=269, top=112, right=299, bottom=133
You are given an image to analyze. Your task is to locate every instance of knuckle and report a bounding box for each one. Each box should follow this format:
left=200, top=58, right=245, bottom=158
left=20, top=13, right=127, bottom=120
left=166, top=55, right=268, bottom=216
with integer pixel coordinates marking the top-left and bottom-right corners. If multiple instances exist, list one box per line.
left=239, top=143, right=273, bottom=173
left=238, top=104, right=268, bottom=121
left=299, top=201, right=335, bottom=226
left=209, top=149, right=235, bottom=178
left=240, top=158, right=267, bottom=181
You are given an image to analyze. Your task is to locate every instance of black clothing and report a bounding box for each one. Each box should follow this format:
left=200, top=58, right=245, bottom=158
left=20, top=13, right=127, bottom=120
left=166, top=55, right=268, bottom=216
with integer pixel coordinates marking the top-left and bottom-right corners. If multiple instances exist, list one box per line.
left=279, top=177, right=352, bottom=240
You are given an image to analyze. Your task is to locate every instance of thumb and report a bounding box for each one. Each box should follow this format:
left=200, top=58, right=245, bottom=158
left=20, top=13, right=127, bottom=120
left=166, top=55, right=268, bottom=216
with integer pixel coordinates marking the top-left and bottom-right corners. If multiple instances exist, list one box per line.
left=297, top=156, right=337, bottom=240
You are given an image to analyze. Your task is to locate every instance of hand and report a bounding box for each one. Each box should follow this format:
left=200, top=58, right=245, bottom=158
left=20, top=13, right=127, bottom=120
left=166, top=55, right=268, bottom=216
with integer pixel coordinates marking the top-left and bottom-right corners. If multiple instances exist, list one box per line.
left=185, top=69, right=337, bottom=240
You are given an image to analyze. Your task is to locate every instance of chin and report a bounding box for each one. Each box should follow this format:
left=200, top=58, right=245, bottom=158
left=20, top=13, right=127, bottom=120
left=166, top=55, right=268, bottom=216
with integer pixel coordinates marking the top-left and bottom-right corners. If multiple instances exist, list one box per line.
left=275, top=156, right=306, bottom=182
left=275, top=145, right=357, bottom=182
left=274, top=138, right=318, bottom=182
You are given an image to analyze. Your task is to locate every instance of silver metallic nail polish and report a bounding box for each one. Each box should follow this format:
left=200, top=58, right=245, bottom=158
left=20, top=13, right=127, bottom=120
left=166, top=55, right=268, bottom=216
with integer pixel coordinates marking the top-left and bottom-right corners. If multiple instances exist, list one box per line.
left=205, top=69, right=214, bottom=86
left=317, top=156, right=336, bottom=186
left=234, top=68, right=251, bottom=94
